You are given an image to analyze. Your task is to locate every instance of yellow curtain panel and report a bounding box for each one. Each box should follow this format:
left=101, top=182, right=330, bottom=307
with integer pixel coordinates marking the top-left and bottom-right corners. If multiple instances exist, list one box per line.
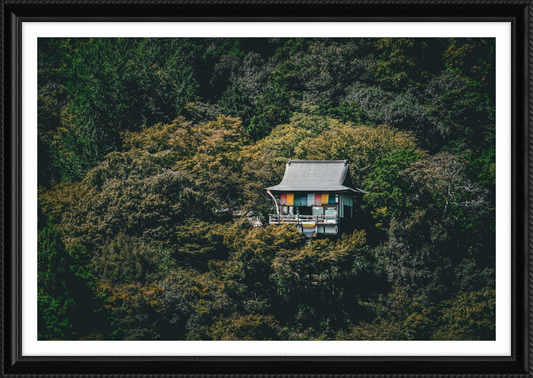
left=321, top=194, right=329, bottom=204
left=287, top=193, right=294, bottom=206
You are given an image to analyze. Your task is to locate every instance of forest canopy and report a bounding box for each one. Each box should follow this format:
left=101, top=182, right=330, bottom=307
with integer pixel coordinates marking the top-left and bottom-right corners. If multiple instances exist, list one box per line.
left=38, top=37, right=495, bottom=341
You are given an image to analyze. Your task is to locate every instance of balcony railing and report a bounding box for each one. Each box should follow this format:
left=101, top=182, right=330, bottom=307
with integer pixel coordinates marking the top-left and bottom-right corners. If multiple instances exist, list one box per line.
left=269, top=214, right=338, bottom=225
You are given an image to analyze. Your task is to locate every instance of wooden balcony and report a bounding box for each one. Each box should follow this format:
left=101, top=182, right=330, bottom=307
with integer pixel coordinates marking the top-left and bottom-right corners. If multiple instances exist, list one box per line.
left=269, top=214, right=339, bottom=225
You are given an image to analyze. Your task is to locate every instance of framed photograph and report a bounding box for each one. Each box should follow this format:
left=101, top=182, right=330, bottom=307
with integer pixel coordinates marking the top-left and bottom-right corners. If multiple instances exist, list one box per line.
left=4, top=0, right=531, bottom=376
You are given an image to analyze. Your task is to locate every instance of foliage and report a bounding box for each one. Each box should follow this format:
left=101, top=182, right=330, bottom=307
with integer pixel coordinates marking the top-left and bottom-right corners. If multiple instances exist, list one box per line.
left=92, top=233, right=177, bottom=285
left=248, top=61, right=303, bottom=139
left=38, top=221, right=115, bottom=339
left=209, top=314, right=280, bottom=340
left=159, top=269, right=235, bottom=340
left=293, top=121, right=421, bottom=187
left=344, top=286, right=495, bottom=340
left=444, top=38, right=495, bottom=93
left=373, top=38, right=447, bottom=90
left=432, top=289, right=495, bottom=340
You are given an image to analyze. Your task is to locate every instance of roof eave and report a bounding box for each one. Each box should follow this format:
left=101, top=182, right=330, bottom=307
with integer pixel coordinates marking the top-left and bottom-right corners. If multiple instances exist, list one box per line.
left=266, top=186, right=367, bottom=194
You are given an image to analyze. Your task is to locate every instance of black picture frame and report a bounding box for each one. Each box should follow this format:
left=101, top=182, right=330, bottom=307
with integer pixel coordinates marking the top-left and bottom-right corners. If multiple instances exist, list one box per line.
left=3, top=1, right=531, bottom=376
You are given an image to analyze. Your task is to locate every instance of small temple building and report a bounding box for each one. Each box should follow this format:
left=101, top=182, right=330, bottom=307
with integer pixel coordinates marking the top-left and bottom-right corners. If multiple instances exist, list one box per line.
left=266, top=160, right=366, bottom=238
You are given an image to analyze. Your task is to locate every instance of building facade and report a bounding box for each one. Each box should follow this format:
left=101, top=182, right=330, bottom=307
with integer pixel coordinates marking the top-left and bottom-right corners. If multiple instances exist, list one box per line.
left=266, top=160, right=366, bottom=237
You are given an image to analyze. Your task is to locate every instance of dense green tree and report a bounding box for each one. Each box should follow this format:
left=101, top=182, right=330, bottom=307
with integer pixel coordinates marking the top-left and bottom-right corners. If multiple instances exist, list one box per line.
left=444, top=38, right=495, bottom=98
left=363, top=148, right=426, bottom=232
left=38, top=221, right=114, bottom=339
left=92, top=233, right=177, bottom=285
left=209, top=314, right=280, bottom=340
left=422, top=70, right=495, bottom=152
left=40, top=38, right=202, bottom=181
left=373, top=38, right=447, bottom=90
left=160, top=269, right=235, bottom=340
left=248, top=61, right=303, bottom=138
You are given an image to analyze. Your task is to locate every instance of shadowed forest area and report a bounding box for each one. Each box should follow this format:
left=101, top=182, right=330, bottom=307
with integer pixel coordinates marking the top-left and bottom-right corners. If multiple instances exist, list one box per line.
left=38, top=37, right=496, bottom=341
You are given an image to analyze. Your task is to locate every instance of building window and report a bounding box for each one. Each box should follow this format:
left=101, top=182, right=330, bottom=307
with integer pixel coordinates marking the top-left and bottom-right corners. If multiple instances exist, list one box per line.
left=324, top=206, right=338, bottom=217
left=312, top=206, right=323, bottom=216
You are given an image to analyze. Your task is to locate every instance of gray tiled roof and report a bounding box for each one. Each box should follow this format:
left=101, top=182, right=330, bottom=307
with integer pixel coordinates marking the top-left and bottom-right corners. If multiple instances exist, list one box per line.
left=266, top=160, right=367, bottom=194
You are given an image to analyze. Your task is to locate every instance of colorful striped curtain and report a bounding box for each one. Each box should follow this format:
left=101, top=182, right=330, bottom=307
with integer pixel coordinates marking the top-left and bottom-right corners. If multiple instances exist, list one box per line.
left=328, top=195, right=336, bottom=204
left=280, top=194, right=287, bottom=205
left=300, top=194, right=307, bottom=207
left=322, top=194, right=329, bottom=205
left=294, top=195, right=301, bottom=206
left=287, top=193, right=294, bottom=206
left=315, top=193, right=322, bottom=206
left=307, top=193, right=315, bottom=207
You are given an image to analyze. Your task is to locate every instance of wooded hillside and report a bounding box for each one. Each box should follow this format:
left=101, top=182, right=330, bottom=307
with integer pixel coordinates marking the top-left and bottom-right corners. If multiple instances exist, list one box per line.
left=38, top=37, right=495, bottom=340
